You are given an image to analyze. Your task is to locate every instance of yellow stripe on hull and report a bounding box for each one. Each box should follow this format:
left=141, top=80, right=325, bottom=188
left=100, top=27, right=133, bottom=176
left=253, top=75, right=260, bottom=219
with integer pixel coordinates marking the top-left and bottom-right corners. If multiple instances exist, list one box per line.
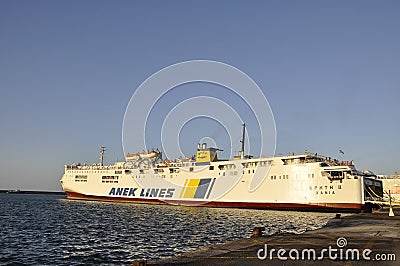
left=183, top=179, right=200, bottom=198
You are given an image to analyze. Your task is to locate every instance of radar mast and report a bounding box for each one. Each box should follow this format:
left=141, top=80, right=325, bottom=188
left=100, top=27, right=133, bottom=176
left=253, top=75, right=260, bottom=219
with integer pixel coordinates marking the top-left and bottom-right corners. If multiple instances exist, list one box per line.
left=240, top=123, right=245, bottom=159
left=99, top=146, right=106, bottom=166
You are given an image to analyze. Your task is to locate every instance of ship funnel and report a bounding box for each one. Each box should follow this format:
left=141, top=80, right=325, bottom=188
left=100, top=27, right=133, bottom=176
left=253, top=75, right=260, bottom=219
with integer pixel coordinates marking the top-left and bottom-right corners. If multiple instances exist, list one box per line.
left=198, top=143, right=201, bottom=150
left=202, top=143, right=207, bottom=149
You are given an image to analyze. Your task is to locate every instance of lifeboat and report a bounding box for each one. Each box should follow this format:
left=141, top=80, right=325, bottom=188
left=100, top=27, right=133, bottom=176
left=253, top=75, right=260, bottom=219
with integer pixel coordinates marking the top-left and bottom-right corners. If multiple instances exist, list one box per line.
left=125, top=150, right=159, bottom=161
left=139, top=151, right=158, bottom=159
left=125, top=153, right=139, bottom=161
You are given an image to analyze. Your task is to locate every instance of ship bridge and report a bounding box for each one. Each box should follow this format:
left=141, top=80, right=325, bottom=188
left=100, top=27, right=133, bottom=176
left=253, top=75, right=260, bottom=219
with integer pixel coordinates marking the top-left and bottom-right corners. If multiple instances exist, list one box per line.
left=279, top=151, right=354, bottom=168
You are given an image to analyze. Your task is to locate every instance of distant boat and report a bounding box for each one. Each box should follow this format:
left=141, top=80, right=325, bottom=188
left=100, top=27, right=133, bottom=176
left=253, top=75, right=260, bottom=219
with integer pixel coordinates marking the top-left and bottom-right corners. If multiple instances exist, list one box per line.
left=6, top=189, right=21, bottom=193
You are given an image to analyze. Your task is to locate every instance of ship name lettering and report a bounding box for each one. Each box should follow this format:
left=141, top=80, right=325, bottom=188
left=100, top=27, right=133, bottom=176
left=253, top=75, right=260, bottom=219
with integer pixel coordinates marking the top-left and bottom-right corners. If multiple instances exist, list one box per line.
left=159, top=188, right=166, bottom=197
left=312, top=186, right=335, bottom=191
left=315, top=190, right=335, bottom=195
left=109, top=187, right=174, bottom=198
left=311, top=185, right=336, bottom=195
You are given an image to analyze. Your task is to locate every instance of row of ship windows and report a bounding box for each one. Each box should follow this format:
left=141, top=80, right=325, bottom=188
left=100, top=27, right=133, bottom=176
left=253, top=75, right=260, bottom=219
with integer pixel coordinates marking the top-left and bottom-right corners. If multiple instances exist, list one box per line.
left=269, top=174, right=315, bottom=180
left=102, top=176, right=119, bottom=180
left=133, top=174, right=318, bottom=180
left=148, top=163, right=270, bottom=174
left=69, top=170, right=122, bottom=174
left=138, top=168, right=260, bottom=175
left=244, top=161, right=271, bottom=167
left=132, top=173, right=292, bottom=179
left=73, top=175, right=121, bottom=183
left=271, top=175, right=289, bottom=180
left=74, top=173, right=316, bottom=181
left=135, top=163, right=272, bottom=175
left=74, top=175, right=88, bottom=182
left=133, top=171, right=241, bottom=179
left=140, top=166, right=220, bottom=174
left=140, top=166, right=215, bottom=174
left=101, top=175, right=119, bottom=183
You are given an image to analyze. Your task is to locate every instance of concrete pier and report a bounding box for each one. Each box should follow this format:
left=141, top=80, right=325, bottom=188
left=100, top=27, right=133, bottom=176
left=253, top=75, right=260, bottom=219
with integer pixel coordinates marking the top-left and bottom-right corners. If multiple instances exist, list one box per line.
left=149, top=206, right=400, bottom=265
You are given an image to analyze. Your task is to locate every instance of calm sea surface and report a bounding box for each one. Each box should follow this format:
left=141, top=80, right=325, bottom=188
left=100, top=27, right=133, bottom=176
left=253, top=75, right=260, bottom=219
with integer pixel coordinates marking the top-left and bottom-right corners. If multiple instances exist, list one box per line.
left=0, top=194, right=334, bottom=265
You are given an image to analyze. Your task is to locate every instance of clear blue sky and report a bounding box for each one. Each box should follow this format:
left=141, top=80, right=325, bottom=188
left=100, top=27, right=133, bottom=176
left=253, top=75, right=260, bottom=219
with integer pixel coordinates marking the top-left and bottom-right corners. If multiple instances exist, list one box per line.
left=1, top=1, right=399, bottom=191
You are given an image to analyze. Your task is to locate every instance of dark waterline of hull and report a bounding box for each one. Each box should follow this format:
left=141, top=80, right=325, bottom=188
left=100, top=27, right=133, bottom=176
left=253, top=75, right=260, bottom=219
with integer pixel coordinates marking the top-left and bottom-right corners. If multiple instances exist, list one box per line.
left=66, top=191, right=364, bottom=213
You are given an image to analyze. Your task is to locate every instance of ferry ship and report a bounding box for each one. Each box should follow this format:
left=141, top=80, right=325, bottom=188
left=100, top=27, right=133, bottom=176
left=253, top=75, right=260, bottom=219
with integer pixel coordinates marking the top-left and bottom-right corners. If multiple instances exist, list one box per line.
left=60, top=126, right=383, bottom=212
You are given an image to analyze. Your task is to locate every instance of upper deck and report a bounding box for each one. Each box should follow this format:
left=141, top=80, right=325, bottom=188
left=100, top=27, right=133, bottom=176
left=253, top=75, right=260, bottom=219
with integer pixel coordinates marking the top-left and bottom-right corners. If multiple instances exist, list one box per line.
left=65, top=150, right=357, bottom=173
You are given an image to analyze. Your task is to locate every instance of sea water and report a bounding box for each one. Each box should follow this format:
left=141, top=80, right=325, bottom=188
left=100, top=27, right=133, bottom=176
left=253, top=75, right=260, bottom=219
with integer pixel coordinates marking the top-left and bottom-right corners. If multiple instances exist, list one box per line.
left=0, top=193, right=333, bottom=265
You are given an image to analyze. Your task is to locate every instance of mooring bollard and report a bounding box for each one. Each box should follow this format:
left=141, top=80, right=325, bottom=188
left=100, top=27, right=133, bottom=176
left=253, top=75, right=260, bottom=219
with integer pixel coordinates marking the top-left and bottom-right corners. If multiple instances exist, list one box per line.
left=388, top=190, right=395, bottom=217
left=252, top=226, right=265, bottom=237
left=132, top=259, right=146, bottom=266
left=335, top=213, right=341, bottom=219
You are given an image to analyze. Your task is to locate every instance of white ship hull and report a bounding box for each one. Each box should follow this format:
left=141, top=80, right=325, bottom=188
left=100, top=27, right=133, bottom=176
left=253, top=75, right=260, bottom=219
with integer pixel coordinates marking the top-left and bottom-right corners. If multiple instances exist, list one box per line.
left=60, top=153, right=382, bottom=212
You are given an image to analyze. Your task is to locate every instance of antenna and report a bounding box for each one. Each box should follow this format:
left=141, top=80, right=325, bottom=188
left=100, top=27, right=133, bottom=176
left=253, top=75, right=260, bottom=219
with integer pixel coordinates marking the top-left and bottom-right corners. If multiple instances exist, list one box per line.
left=240, top=123, right=245, bottom=159
left=99, top=146, right=106, bottom=166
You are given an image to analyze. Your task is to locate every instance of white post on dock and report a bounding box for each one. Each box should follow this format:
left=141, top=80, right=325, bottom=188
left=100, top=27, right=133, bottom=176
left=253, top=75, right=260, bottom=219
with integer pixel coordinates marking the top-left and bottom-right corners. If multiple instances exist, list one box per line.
left=389, top=190, right=395, bottom=217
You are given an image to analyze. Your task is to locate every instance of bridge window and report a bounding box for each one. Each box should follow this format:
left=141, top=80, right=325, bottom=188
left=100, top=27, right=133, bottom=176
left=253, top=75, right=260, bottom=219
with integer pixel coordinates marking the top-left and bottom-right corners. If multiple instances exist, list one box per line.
left=101, top=176, right=119, bottom=183
left=75, top=175, right=87, bottom=182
